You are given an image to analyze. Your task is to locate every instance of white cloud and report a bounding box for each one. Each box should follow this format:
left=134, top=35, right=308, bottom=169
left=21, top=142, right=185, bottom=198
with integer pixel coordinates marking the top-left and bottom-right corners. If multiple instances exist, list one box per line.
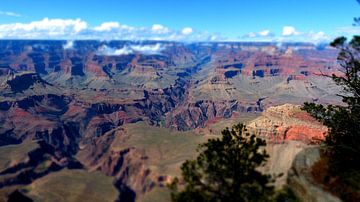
left=96, top=43, right=166, bottom=56
left=97, top=45, right=133, bottom=55
left=0, top=11, right=21, bottom=17
left=245, top=32, right=257, bottom=38
left=243, top=29, right=274, bottom=39
left=336, top=26, right=360, bottom=36
left=210, top=35, right=222, bottom=41
left=151, top=24, right=170, bottom=34
left=182, top=27, right=193, bottom=35
left=94, top=22, right=120, bottom=31
left=282, top=26, right=300, bottom=36
left=63, top=40, right=74, bottom=49
left=307, top=31, right=329, bottom=43
left=131, top=43, right=166, bottom=54
left=0, top=18, right=87, bottom=38
left=280, top=28, right=330, bottom=43
left=0, top=18, right=216, bottom=41
left=241, top=27, right=332, bottom=44
left=259, top=30, right=271, bottom=36
left=0, top=18, right=332, bottom=43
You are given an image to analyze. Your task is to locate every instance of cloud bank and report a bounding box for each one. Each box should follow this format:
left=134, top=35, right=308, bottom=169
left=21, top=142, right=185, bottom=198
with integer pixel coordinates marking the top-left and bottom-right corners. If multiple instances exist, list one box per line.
left=336, top=26, right=360, bottom=36
left=0, top=18, right=218, bottom=42
left=282, top=26, right=301, bottom=36
left=242, top=26, right=332, bottom=44
left=0, top=18, right=87, bottom=38
left=96, top=43, right=166, bottom=56
left=0, top=18, right=336, bottom=43
left=243, top=29, right=274, bottom=40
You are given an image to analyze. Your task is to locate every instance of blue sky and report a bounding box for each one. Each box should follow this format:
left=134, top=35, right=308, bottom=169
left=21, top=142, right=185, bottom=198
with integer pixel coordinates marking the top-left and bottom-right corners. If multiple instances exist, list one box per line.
left=0, top=0, right=359, bottom=42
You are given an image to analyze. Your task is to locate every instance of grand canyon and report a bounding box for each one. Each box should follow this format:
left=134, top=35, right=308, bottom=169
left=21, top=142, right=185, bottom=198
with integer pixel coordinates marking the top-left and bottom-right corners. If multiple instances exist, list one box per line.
left=0, top=40, right=343, bottom=201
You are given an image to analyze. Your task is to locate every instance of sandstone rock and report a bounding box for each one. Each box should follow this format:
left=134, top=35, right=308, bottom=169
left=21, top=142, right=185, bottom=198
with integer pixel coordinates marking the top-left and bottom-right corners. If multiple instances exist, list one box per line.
left=260, top=141, right=307, bottom=187
left=248, top=104, right=327, bottom=143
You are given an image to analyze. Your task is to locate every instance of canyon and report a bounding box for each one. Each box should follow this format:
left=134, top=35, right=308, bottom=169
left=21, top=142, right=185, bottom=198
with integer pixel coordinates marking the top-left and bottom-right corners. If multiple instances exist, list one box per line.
left=0, top=40, right=341, bottom=201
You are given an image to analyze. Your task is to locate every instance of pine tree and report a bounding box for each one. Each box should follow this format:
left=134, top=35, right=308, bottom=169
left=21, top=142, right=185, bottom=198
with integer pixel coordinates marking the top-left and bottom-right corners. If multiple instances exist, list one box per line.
left=303, top=36, right=360, bottom=174
left=169, top=123, right=275, bottom=202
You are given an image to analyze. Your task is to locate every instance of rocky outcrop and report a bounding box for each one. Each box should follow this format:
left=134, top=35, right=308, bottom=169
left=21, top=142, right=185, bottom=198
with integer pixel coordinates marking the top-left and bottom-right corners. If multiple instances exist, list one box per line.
left=248, top=104, right=330, bottom=190
left=248, top=104, right=327, bottom=143
left=3, top=72, right=52, bottom=93
left=287, top=147, right=342, bottom=202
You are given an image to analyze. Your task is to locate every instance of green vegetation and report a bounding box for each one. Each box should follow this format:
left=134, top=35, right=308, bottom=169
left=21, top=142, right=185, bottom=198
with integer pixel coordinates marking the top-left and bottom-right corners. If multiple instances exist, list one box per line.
left=303, top=36, right=360, bottom=201
left=23, top=169, right=118, bottom=202
left=169, top=123, right=278, bottom=202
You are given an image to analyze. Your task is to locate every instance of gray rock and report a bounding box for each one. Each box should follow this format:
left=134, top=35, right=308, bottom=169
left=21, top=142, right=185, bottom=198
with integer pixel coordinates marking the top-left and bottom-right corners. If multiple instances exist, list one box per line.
left=287, top=147, right=342, bottom=202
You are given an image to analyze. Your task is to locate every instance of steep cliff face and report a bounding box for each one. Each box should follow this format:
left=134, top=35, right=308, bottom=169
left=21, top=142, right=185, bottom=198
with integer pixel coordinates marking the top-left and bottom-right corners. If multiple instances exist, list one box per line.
left=248, top=104, right=327, bottom=143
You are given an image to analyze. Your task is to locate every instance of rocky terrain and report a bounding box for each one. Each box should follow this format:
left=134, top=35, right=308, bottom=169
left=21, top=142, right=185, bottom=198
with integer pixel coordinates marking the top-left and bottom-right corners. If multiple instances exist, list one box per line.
left=248, top=104, right=327, bottom=189
left=287, top=147, right=342, bottom=202
left=248, top=104, right=327, bottom=144
left=0, top=40, right=342, bottom=201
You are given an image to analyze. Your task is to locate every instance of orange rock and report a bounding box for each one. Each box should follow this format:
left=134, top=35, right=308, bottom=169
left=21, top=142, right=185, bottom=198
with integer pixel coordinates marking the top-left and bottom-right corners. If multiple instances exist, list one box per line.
left=248, top=104, right=327, bottom=144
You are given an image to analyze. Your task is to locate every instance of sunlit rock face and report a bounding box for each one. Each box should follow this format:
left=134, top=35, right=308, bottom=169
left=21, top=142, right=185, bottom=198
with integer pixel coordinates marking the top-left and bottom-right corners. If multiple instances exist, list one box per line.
left=248, top=104, right=327, bottom=143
